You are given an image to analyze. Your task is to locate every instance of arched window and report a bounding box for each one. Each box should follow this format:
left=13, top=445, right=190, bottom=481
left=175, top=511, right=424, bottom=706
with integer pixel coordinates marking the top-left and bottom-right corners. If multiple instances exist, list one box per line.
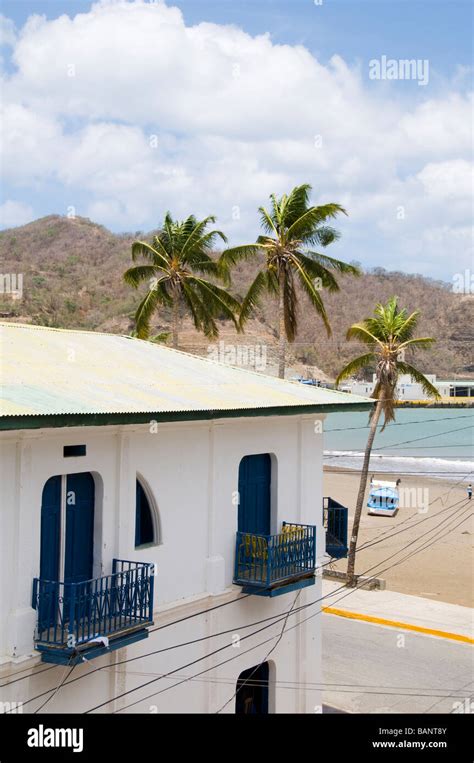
left=135, top=478, right=158, bottom=548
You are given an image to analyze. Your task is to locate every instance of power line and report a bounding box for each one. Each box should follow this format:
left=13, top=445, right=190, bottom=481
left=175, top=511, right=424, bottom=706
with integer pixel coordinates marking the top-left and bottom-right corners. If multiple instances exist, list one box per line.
left=325, top=413, right=473, bottom=432
left=112, top=510, right=465, bottom=716
left=33, top=663, right=75, bottom=715
left=85, top=501, right=470, bottom=714
left=372, top=424, right=473, bottom=451
left=374, top=445, right=473, bottom=450
left=14, top=498, right=468, bottom=712
left=216, top=590, right=301, bottom=714
left=384, top=508, right=472, bottom=568
left=7, top=489, right=468, bottom=702
left=101, top=667, right=473, bottom=704
left=356, top=497, right=467, bottom=553
left=1, top=409, right=469, bottom=693
left=0, top=664, right=55, bottom=688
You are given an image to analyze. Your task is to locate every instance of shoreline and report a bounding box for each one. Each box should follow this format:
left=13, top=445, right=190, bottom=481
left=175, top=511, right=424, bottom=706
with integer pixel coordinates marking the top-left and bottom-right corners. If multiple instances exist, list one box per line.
left=324, top=463, right=470, bottom=484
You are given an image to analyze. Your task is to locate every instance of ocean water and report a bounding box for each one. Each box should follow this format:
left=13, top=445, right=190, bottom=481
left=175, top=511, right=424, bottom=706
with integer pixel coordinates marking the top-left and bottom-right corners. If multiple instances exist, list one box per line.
left=323, top=408, right=474, bottom=482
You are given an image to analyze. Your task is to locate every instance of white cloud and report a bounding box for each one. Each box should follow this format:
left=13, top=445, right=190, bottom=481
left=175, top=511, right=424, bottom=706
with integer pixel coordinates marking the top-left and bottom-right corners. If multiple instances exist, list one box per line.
left=1, top=103, right=66, bottom=183
left=0, top=0, right=472, bottom=278
left=417, top=160, right=473, bottom=201
left=0, top=200, right=35, bottom=227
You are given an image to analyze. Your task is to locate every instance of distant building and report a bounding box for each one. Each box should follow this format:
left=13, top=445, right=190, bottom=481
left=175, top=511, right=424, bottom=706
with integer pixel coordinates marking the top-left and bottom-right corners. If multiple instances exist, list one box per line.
left=434, top=380, right=474, bottom=398
left=0, top=322, right=370, bottom=714
left=340, top=374, right=474, bottom=401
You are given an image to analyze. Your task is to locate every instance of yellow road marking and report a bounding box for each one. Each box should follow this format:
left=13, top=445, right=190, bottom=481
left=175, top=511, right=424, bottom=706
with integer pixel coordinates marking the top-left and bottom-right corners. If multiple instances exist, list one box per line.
left=322, top=606, right=474, bottom=644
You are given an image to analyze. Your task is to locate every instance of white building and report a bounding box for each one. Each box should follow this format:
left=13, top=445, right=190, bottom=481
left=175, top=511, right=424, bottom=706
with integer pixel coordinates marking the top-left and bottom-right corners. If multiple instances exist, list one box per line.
left=341, top=373, right=474, bottom=401
left=0, top=322, right=371, bottom=714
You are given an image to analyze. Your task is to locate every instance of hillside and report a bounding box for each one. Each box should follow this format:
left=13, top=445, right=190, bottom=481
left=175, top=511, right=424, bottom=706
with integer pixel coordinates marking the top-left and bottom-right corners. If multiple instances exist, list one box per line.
left=0, top=215, right=472, bottom=380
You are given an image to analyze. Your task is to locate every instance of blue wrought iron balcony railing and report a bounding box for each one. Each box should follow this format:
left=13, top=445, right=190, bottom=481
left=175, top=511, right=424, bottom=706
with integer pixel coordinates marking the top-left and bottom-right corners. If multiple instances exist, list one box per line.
left=233, top=522, right=316, bottom=597
left=32, top=559, right=154, bottom=664
left=323, top=497, right=348, bottom=559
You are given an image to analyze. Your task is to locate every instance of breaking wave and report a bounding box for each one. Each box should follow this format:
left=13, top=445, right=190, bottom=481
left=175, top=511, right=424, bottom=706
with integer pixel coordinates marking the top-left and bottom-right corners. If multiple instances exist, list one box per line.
left=324, top=450, right=473, bottom=481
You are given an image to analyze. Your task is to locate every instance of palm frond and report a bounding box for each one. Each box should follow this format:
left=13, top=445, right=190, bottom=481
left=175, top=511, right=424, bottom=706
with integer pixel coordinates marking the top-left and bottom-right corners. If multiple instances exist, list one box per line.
left=123, top=265, right=160, bottom=288
left=181, top=217, right=226, bottom=259
left=396, top=310, right=421, bottom=342
left=181, top=281, right=218, bottom=338
left=397, top=337, right=436, bottom=351
left=396, top=362, right=441, bottom=399
left=335, top=353, right=376, bottom=387
left=306, top=251, right=360, bottom=276
left=239, top=270, right=269, bottom=327
left=292, top=252, right=341, bottom=292
left=219, top=244, right=261, bottom=270
left=258, top=206, right=278, bottom=236
left=307, top=225, right=340, bottom=248
left=133, top=287, right=162, bottom=339
left=371, top=380, right=397, bottom=430
left=131, top=241, right=170, bottom=268
left=290, top=255, right=331, bottom=335
left=283, top=184, right=312, bottom=227
left=282, top=268, right=298, bottom=342
left=346, top=323, right=383, bottom=345
left=270, top=192, right=284, bottom=230
left=286, top=202, right=346, bottom=241
left=186, top=276, right=241, bottom=330
left=264, top=268, right=280, bottom=295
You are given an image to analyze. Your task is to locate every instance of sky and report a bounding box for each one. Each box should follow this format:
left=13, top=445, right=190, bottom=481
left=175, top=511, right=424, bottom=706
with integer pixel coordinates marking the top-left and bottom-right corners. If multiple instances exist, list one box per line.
left=0, top=0, right=472, bottom=281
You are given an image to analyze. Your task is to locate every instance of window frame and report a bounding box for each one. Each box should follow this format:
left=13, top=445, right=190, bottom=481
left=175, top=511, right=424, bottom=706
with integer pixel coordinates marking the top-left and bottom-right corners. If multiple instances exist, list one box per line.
left=134, top=474, right=161, bottom=549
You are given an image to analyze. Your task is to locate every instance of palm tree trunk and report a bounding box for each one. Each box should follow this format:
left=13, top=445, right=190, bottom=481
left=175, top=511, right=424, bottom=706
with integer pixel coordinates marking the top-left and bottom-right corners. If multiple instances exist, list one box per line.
left=172, top=297, right=179, bottom=350
left=346, top=398, right=383, bottom=587
left=278, top=269, right=286, bottom=379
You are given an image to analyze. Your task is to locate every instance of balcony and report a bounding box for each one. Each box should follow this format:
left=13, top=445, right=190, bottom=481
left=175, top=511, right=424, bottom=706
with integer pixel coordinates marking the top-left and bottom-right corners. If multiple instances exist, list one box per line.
left=323, top=497, right=348, bottom=559
left=32, top=559, right=154, bottom=665
left=233, top=522, right=316, bottom=597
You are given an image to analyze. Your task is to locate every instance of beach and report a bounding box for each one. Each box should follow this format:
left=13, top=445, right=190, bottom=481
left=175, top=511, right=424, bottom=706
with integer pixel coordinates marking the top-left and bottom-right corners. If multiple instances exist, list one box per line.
left=323, top=467, right=473, bottom=608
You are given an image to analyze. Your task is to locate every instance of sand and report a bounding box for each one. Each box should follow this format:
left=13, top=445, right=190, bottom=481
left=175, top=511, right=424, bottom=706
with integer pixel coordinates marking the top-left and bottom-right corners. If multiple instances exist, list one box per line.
left=323, top=468, right=473, bottom=608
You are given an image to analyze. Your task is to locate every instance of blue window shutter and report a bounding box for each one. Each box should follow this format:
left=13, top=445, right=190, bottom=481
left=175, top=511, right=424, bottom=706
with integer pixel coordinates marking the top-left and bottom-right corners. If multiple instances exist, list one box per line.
left=238, top=454, right=271, bottom=535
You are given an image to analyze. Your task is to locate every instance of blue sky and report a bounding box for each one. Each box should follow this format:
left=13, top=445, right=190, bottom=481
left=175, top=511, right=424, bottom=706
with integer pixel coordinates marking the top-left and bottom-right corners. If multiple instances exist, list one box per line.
left=1, top=0, right=472, bottom=280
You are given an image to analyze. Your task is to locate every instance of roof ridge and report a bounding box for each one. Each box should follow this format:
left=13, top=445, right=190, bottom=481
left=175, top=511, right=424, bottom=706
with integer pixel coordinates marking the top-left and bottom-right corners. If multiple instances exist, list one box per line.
left=0, top=321, right=134, bottom=341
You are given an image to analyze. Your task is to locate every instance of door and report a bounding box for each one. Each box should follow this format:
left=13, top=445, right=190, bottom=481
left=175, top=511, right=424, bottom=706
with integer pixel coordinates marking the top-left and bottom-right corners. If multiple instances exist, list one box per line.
left=64, top=473, right=95, bottom=586
left=236, top=663, right=269, bottom=714
left=38, top=476, right=62, bottom=630
left=40, top=476, right=62, bottom=583
left=39, top=473, right=95, bottom=631
left=238, top=454, right=271, bottom=535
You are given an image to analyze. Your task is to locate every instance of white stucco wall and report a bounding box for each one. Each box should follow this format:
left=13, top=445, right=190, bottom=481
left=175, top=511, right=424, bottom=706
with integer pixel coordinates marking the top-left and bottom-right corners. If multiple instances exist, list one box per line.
left=0, top=413, right=325, bottom=713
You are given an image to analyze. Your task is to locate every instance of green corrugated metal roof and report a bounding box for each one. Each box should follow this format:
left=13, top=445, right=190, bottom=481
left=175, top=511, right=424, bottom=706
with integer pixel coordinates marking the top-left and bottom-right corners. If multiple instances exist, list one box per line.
left=0, top=322, right=373, bottom=426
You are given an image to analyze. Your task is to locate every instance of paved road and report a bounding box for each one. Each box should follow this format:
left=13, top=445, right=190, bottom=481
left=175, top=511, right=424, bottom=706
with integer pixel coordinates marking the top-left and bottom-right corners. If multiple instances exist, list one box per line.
left=322, top=614, right=474, bottom=714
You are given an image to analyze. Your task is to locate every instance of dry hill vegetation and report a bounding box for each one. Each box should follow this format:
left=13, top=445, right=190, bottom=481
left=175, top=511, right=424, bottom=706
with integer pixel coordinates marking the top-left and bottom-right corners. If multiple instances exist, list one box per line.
left=0, top=215, right=472, bottom=380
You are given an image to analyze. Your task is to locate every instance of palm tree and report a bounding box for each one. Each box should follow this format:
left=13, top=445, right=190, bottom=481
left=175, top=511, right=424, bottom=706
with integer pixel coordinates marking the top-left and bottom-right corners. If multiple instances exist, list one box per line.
left=335, top=296, right=440, bottom=586
left=219, top=184, right=360, bottom=378
left=124, top=213, right=241, bottom=348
